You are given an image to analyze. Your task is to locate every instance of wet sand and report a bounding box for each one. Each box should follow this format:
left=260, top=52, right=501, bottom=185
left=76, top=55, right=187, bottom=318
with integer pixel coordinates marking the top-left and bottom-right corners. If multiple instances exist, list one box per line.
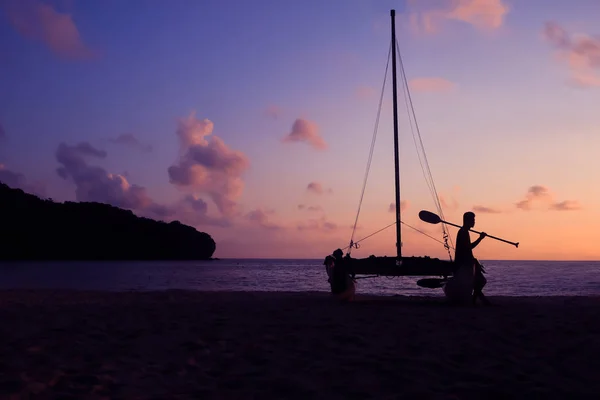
left=0, top=290, right=598, bottom=399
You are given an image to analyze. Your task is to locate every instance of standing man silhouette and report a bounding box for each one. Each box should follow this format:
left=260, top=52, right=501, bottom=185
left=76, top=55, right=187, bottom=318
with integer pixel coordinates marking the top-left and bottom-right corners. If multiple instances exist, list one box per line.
left=455, top=211, right=491, bottom=306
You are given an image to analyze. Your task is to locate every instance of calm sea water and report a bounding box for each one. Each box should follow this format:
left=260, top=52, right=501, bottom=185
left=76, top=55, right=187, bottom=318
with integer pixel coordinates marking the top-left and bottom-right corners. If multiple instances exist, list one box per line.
left=0, top=259, right=598, bottom=297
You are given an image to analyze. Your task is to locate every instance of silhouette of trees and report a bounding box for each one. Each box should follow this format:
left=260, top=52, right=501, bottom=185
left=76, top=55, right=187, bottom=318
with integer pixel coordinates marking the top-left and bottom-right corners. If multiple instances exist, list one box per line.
left=0, top=182, right=216, bottom=260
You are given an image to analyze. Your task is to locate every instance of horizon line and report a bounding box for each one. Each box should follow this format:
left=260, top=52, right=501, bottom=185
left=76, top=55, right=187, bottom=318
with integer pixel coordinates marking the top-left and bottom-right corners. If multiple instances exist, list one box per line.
left=211, top=258, right=599, bottom=262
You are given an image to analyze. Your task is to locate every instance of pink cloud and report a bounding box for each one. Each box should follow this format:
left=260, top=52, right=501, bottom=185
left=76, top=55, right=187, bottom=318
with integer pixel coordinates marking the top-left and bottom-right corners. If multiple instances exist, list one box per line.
left=409, top=77, right=456, bottom=92
left=542, top=21, right=600, bottom=88
left=297, top=216, right=337, bottom=232
left=514, top=185, right=580, bottom=212
left=3, top=0, right=97, bottom=60
left=408, top=0, right=509, bottom=34
left=245, top=208, right=283, bottom=230
left=167, top=112, right=250, bottom=218
left=472, top=205, right=502, bottom=214
left=179, top=195, right=208, bottom=214
left=306, top=181, right=332, bottom=195
left=282, top=118, right=327, bottom=150
left=515, top=185, right=552, bottom=210
left=388, top=200, right=410, bottom=213
left=444, top=0, right=508, bottom=29
left=164, top=195, right=231, bottom=227
left=54, top=142, right=229, bottom=227
left=298, top=204, right=323, bottom=212
left=549, top=200, right=582, bottom=211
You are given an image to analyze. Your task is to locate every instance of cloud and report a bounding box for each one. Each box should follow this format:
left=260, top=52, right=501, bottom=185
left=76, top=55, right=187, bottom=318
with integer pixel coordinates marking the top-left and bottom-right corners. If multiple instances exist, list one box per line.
left=109, top=134, right=153, bottom=153
left=515, top=185, right=551, bottom=210
left=264, top=105, right=283, bottom=120
left=298, top=204, right=323, bottom=212
left=297, top=216, right=338, bottom=232
left=181, top=194, right=207, bottom=214
left=472, top=205, right=502, bottom=214
left=515, top=185, right=580, bottom=212
left=282, top=118, right=327, bottom=150
left=527, top=185, right=549, bottom=197
left=542, top=21, right=600, bottom=88
left=167, top=112, right=250, bottom=218
left=245, top=208, right=283, bottom=230
left=54, top=142, right=229, bottom=227
left=409, top=77, right=456, bottom=92
left=0, top=164, right=46, bottom=197
left=408, top=0, right=509, bottom=34
left=55, top=142, right=158, bottom=210
left=549, top=200, right=582, bottom=211
left=165, top=195, right=231, bottom=227
left=388, top=200, right=410, bottom=213
left=2, top=0, right=97, bottom=60
left=306, top=181, right=332, bottom=195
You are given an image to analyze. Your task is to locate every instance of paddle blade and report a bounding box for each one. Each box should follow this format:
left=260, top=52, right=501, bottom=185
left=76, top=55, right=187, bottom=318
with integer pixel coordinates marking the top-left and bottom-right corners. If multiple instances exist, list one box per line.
left=419, top=210, right=441, bottom=224
left=416, top=278, right=446, bottom=289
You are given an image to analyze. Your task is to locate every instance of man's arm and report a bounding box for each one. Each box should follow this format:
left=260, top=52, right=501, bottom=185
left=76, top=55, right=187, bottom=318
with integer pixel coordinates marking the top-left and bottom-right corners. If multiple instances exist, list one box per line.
left=471, top=232, right=487, bottom=249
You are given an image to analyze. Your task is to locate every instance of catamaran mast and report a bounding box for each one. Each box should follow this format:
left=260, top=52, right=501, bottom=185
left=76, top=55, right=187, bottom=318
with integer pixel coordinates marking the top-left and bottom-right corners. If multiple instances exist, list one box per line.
left=390, top=9, right=402, bottom=260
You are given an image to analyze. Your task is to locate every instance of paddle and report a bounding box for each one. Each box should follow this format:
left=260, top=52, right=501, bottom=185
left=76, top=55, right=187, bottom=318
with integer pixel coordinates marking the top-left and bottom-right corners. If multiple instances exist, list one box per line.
left=419, top=210, right=519, bottom=248
left=416, top=278, right=447, bottom=289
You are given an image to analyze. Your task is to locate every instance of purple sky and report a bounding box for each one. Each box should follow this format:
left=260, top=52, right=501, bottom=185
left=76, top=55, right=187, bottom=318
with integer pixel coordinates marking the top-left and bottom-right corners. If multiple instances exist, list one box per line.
left=1, top=0, right=599, bottom=260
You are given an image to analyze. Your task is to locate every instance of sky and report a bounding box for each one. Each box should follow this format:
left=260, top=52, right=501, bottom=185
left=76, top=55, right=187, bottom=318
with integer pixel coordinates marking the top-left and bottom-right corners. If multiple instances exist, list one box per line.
left=1, top=0, right=599, bottom=260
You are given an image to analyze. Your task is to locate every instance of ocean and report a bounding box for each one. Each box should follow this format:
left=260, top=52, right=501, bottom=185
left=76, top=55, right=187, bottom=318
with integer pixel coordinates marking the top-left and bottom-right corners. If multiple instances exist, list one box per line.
left=0, top=259, right=599, bottom=297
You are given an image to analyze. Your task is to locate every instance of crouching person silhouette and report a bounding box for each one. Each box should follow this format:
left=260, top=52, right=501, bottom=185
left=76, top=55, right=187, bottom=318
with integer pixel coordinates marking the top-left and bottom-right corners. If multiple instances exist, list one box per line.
left=323, top=249, right=355, bottom=302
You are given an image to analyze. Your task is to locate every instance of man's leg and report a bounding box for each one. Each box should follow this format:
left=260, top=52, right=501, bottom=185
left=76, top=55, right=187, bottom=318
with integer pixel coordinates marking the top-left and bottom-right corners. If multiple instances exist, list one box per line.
left=473, top=260, right=491, bottom=306
left=473, top=284, right=491, bottom=305
left=445, top=263, right=474, bottom=305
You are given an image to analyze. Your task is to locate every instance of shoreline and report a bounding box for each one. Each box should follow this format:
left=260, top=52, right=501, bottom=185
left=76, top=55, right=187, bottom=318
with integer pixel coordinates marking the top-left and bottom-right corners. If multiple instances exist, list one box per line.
left=1, top=287, right=598, bottom=298
left=2, top=258, right=599, bottom=262
left=1, top=290, right=598, bottom=398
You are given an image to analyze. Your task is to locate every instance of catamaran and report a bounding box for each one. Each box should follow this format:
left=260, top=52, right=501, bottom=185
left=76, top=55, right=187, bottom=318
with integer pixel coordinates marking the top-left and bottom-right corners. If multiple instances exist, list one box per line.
left=324, top=10, right=519, bottom=293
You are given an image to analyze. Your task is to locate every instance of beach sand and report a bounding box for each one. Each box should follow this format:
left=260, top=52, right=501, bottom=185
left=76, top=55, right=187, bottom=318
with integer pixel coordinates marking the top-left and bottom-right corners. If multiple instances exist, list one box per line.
left=0, top=290, right=598, bottom=399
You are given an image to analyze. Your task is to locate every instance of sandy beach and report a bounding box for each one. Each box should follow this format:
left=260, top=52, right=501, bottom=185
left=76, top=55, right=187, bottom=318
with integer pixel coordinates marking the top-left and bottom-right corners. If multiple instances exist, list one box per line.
left=0, top=290, right=598, bottom=399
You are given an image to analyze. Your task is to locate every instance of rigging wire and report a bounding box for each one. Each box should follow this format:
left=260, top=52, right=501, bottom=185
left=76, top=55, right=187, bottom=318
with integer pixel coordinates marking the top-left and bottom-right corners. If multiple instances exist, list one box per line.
left=342, top=24, right=456, bottom=261
left=395, top=40, right=454, bottom=260
left=342, top=220, right=454, bottom=252
left=347, top=40, right=392, bottom=256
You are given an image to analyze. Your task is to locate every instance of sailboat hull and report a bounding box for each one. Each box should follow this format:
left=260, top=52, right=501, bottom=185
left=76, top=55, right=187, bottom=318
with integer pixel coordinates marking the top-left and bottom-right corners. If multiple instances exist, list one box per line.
left=346, top=255, right=455, bottom=277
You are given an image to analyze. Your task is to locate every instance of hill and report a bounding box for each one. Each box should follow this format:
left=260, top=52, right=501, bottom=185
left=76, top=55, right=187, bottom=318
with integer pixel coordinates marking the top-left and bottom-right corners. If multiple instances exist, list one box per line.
left=0, top=182, right=216, bottom=260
